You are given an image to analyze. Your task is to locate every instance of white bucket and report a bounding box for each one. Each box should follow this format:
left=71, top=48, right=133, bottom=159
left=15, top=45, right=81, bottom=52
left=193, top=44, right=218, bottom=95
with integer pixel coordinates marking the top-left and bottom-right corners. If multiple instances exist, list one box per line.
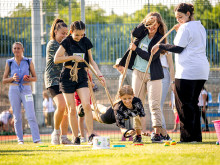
left=92, top=136, right=110, bottom=149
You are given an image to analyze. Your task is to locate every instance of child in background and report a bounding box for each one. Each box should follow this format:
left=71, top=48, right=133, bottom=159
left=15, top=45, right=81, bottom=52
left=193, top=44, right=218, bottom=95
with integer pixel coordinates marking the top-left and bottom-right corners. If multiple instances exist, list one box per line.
left=113, top=58, right=132, bottom=87
left=198, top=86, right=209, bottom=132
left=169, top=91, right=179, bottom=132
left=0, top=107, right=14, bottom=133
left=43, top=90, right=55, bottom=128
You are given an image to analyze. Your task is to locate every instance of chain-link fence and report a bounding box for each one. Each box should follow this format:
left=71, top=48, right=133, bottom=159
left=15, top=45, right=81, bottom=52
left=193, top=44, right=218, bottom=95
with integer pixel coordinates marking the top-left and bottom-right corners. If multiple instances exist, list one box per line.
left=0, top=0, right=219, bottom=144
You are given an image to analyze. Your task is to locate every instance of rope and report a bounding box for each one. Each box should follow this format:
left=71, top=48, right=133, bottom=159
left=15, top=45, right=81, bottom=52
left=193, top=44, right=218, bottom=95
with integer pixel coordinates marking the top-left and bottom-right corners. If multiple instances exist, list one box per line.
left=115, top=34, right=133, bottom=101
left=137, top=26, right=175, bottom=98
left=87, top=73, right=103, bottom=123
left=69, top=62, right=78, bottom=82
left=83, top=60, right=114, bottom=108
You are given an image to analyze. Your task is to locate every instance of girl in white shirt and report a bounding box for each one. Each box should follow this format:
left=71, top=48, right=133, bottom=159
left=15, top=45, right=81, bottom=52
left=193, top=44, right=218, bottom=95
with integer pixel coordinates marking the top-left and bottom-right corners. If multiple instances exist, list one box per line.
left=152, top=3, right=210, bottom=142
left=43, top=91, right=55, bottom=128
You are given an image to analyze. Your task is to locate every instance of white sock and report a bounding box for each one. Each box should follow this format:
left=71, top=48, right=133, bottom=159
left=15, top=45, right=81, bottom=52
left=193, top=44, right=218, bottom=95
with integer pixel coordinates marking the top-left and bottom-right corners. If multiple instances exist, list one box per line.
left=61, top=135, right=67, bottom=139
left=54, top=129, right=60, bottom=134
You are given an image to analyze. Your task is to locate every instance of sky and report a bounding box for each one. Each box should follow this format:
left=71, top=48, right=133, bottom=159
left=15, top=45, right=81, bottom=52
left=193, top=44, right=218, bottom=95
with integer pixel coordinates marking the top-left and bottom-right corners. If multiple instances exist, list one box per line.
left=0, top=0, right=219, bottom=17
left=88, top=0, right=219, bottom=15
left=0, top=0, right=32, bottom=17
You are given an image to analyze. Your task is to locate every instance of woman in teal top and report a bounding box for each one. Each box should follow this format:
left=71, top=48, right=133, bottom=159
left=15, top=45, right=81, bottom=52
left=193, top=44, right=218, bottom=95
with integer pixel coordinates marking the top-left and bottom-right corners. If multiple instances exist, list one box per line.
left=120, top=12, right=169, bottom=143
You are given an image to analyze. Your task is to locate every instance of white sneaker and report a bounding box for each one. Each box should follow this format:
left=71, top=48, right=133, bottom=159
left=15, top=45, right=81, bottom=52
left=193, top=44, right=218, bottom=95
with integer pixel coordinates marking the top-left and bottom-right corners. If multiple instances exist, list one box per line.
left=80, top=137, right=87, bottom=143
left=51, top=131, right=60, bottom=145
left=61, top=138, right=73, bottom=144
left=18, top=141, right=24, bottom=145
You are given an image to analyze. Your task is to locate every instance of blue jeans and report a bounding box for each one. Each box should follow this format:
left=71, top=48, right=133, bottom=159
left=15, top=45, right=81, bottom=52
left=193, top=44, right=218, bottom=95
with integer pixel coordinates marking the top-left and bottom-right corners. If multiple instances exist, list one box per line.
left=160, top=68, right=170, bottom=129
left=9, top=85, right=40, bottom=142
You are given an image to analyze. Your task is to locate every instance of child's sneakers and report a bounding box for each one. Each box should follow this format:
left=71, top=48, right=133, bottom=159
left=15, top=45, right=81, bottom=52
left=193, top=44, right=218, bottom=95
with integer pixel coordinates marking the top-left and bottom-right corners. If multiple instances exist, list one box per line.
left=78, top=104, right=85, bottom=117
left=133, top=135, right=142, bottom=143
left=160, top=134, right=172, bottom=141
left=151, top=133, right=163, bottom=143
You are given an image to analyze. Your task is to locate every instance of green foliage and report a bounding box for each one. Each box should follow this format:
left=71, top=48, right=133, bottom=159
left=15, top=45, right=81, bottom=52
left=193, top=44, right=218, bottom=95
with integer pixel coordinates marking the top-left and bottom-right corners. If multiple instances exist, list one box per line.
left=8, top=3, right=31, bottom=17
left=0, top=0, right=219, bottom=65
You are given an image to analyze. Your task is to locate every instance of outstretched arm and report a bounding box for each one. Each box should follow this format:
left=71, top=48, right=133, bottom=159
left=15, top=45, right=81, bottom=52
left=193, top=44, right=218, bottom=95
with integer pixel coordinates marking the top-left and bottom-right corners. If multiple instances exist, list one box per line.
left=88, top=49, right=106, bottom=86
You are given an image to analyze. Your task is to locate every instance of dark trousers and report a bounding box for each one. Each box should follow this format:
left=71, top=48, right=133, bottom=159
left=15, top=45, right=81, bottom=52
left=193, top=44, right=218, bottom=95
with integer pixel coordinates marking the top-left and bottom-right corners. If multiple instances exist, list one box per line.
left=174, top=79, right=206, bottom=142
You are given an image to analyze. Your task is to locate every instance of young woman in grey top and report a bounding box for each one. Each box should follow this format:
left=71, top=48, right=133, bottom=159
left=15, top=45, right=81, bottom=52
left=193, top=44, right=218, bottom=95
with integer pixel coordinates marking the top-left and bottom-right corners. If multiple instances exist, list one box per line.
left=44, top=19, right=72, bottom=145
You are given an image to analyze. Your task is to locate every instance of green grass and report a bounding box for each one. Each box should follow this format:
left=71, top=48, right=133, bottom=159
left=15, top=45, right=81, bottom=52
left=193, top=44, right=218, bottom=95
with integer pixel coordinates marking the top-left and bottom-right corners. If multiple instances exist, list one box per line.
left=0, top=141, right=219, bottom=165
left=0, top=134, right=219, bottom=165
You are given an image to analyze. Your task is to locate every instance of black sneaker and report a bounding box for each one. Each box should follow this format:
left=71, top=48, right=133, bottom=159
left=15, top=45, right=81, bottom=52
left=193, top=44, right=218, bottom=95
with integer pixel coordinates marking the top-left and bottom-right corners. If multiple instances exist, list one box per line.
left=78, top=105, right=85, bottom=117
left=160, top=134, right=172, bottom=141
left=133, top=135, right=142, bottom=143
left=88, top=134, right=96, bottom=145
left=73, top=137, right=80, bottom=145
left=151, top=133, right=163, bottom=143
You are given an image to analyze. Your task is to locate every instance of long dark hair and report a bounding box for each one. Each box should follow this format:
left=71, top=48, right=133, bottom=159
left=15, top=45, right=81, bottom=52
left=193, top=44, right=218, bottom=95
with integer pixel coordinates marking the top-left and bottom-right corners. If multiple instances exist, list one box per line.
left=174, top=3, right=194, bottom=21
left=68, top=21, right=85, bottom=36
left=50, top=18, right=67, bottom=40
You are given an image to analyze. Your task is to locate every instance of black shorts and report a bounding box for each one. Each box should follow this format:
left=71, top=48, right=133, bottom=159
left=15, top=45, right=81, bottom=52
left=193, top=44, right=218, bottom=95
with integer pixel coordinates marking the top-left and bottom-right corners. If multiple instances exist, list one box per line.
left=100, top=107, right=116, bottom=124
left=47, top=85, right=62, bottom=98
left=60, top=68, right=88, bottom=93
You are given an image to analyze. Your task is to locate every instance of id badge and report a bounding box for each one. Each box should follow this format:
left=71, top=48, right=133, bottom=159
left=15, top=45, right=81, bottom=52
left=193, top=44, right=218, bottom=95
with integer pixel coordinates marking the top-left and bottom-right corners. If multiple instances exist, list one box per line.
left=73, top=53, right=85, bottom=59
left=25, top=94, right=33, bottom=102
left=140, top=43, right=148, bottom=52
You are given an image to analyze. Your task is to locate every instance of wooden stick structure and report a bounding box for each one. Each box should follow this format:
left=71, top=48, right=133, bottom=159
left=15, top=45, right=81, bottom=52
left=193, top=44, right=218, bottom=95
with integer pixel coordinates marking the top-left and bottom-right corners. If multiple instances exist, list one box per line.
left=84, top=60, right=114, bottom=108
left=137, top=26, right=175, bottom=98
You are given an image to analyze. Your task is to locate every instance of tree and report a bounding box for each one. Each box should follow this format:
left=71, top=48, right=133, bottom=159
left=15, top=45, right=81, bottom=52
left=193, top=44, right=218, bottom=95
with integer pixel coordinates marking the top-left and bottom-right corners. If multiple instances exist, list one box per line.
left=9, top=3, right=31, bottom=17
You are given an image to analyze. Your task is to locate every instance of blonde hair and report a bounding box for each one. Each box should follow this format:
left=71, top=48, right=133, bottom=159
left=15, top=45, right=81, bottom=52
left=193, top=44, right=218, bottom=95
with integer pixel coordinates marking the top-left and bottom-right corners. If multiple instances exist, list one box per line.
left=12, top=42, right=24, bottom=49
left=119, top=85, right=134, bottom=97
left=114, top=85, right=134, bottom=107
left=142, top=12, right=167, bottom=54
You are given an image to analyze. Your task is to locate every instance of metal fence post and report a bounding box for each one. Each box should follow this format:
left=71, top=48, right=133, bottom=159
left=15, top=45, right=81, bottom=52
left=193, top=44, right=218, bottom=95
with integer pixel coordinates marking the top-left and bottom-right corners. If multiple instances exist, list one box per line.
left=31, top=0, right=44, bottom=126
